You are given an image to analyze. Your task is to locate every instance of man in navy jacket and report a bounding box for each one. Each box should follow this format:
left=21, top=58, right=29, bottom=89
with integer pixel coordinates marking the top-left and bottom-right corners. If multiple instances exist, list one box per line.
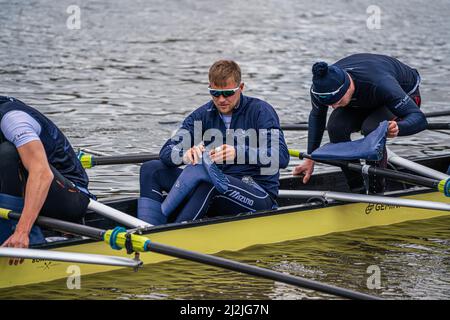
left=139, top=60, right=289, bottom=225
left=294, top=53, right=427, bottom=193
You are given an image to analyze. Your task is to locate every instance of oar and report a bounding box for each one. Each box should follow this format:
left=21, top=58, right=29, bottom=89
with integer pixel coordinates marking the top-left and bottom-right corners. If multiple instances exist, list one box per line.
left=289, top=149, right=450, bottom=197
left=281, top=122, right=450, bottom=131
left=424, top=110, right=450, bottom=118
left=0, top=193, right=151, bottom=229
left=278, top=189, right=450, bottom=212
left=0, top=209, right=380, bottom=300
left=386, top=148, right=450, bottom=181
left=87, top=199, right=152, bottom=228
left=0, top=247, right=142, bottom=268
left=79, top=152, right=159, bottom=169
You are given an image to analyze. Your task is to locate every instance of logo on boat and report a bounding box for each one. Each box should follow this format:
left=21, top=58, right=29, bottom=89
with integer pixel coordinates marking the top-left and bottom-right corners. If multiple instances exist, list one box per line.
left=365, top=203, right=401, bottom=215
left=32, top=259, right=57, bottom=270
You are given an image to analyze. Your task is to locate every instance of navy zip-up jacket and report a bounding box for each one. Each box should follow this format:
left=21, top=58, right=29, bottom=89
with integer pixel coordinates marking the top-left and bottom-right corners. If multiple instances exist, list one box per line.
left=308, top=53, right=428, bottom=154
left=0, top=96, right=89, bottom=189
left=159, top=94, right=289, bottom=199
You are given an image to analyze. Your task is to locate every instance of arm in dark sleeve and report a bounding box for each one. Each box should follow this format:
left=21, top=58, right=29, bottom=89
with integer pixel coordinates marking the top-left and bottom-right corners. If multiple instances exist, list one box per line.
left=307, top=93, right=328, bottom=154
left=159, top=112, right=197, bottom=167
left=235, top=105, right=290, bottom=169
left=377, top=81, right=428, bottom=136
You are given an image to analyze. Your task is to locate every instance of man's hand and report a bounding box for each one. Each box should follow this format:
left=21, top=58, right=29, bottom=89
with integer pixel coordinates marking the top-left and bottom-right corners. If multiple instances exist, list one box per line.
left=293, top=158, right=315, bottom=184
left=209, top=144, right=236, bottom=164
left=1, top=230, right=30, bottom=265
left=183, top=144, right=205, bottom=165
left=387, top=120, right=399, bottom=138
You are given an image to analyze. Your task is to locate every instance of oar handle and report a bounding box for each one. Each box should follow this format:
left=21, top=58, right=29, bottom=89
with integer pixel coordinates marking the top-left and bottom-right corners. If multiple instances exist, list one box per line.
left=79, top=153, right=160, bottom=168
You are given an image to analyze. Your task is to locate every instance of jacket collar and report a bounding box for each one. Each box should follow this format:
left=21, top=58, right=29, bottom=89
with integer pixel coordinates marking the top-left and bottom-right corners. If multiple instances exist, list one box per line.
left=208, top=93, right=248, bottom=116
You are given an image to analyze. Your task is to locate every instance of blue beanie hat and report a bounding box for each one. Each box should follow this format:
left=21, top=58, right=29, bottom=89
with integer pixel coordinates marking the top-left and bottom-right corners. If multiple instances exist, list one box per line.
left=311, top=61, right=350, bottom=105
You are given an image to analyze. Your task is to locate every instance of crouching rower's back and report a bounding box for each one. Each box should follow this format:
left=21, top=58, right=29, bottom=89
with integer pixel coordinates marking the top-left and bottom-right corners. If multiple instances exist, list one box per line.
left=0, top=96, right=92, bottom=257
left=138, top=60, right=289, bottom=225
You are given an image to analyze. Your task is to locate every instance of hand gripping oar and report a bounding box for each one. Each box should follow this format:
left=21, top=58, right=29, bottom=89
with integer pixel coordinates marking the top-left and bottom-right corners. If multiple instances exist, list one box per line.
left=0, top=209, right=380, bottom=300
left=289, top=150, right=450, bottom=197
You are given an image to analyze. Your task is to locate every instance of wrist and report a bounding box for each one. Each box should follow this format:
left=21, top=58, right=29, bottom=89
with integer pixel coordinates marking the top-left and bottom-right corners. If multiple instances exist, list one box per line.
left=14, top=227, right=31, bottom=236
left=15, top=219, right=33, bottom=235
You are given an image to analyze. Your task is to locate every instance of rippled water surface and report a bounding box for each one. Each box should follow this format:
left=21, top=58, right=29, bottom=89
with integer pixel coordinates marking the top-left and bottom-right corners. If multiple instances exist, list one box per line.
left=0, top=0, right=449, bottom=299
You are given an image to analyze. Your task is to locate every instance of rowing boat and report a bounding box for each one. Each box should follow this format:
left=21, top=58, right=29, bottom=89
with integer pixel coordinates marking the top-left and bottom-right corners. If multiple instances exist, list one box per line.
left=0, top=153, right=449, bottom=289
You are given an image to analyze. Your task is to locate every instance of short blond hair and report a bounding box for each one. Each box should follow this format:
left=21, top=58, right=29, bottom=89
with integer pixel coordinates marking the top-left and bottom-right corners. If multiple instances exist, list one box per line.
left=208, top=60, right=241, bottom=87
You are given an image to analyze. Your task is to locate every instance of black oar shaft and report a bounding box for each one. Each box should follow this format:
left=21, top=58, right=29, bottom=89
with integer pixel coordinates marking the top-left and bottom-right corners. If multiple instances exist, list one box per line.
left=424, top=110, right=450, bottom=118
left=6, top=211, right=105, bottom=240
left=147, top=242, right=380, bottom=300
left=299, top=153, right=440, bottom=189
left=427, top=122, right=450, bottom=130
left=92, top=153, right=159, bottom=166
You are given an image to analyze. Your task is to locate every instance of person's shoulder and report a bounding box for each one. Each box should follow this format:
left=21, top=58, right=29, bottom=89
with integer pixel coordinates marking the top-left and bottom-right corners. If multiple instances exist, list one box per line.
left=243, top=95, right=275, bottom=111
left=373, top=76, right=399, bottom=92
left=1, top=110, right=33, bottom=127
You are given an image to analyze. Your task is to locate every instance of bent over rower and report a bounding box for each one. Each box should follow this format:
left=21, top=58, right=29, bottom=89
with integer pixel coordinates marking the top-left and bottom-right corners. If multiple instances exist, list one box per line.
left=139, top=60, right=289, bottom=225
left=293, top=53, right=428, bottom=193
left=0, top=96, right=92, bottom=257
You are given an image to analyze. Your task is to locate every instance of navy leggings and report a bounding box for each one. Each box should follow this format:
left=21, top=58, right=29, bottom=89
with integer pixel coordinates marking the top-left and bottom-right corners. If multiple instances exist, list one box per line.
left=139, top=160, right=275, bottom=223
left=327, top=89, right=421, bottom=143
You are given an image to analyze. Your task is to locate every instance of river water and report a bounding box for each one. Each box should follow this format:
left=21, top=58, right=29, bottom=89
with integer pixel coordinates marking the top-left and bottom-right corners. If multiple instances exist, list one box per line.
left=0, top=0, right=449, bottom=299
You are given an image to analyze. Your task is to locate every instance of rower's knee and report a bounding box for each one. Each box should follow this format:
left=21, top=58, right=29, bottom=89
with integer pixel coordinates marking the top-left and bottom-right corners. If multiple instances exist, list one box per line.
left=0, top=142, right=19, bottom=169
left=140, top=160, right=166, bottom=180
left=361, top=122, right=378, bottom=136
left=181, top=163, right=203, bottom=175
left=327, top=121, right=352, bottom=143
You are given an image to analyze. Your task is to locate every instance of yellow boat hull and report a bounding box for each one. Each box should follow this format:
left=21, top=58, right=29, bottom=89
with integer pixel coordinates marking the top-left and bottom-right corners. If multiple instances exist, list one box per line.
left=0, top=191, right=448, bottom=289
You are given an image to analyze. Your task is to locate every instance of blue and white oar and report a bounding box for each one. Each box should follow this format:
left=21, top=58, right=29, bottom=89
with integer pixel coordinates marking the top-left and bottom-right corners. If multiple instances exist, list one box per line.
left=0, top=247, right=142, bottom=268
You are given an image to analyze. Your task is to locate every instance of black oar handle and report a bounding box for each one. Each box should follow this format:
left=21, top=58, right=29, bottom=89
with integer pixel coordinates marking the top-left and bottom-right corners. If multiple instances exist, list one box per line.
left=147, top=241, right=381, bottom=300
left=92, top=153, right=160, bottom=166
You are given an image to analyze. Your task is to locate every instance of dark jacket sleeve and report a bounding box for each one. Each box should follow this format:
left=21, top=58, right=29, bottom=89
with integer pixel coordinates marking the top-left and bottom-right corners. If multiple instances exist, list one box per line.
left=307, top=92, right=328, bottom=154
left=376, top=80, right=428, bottom=136
left=235, top=103, right=290, bottom=169
left=159, top=111, right=199, bottom=167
